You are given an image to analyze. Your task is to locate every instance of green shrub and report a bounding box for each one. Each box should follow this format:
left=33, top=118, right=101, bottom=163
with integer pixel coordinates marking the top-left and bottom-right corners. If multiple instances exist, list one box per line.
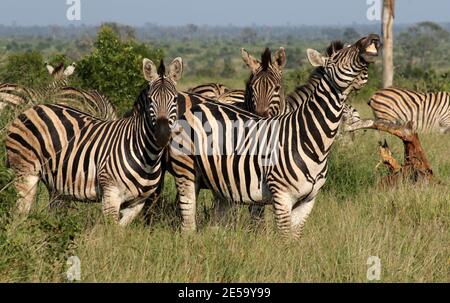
left=74, top=25, right=164, bottom=114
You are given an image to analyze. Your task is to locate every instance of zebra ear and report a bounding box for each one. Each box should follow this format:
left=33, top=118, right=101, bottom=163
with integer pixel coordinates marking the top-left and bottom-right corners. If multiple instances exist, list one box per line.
left=143, top=58, right=158, bottom=82
left=273, top=47, right=286, bottom=71
left=241, top=48, right=260, bottom=74
left=46, top=63, right=54, bottom=75
left=63, top=63, right=76, bottom=77
left=168, top=57, right=183, bottom=83
left=307, top=49, right=327, bottom=67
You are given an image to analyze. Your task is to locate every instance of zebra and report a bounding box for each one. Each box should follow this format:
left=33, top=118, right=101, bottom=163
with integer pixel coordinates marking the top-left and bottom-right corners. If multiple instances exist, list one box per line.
left=169, top=34, right=380, bottom=237
left=286, top=41, right=369, bottom=113
left=187, top=47, right=286, bottom=117
left=368, top=87, right=450, bottom=133
left=52, top=86, right=118, bottom=120
left=45, top=61, right=76, bottom=87
left=0, top=61, right=118, bottom=120
left=216, top=89, right=245, bottom=105
left=188, top=83, right=230, bottom=99
left=6, top=57, right=183, bottom=225
left=0, top=62, right=76, bottom=108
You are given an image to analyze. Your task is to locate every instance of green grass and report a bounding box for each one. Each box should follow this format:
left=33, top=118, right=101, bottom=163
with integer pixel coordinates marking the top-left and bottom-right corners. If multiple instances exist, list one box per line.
left=0, top=93, right=449, bottom=282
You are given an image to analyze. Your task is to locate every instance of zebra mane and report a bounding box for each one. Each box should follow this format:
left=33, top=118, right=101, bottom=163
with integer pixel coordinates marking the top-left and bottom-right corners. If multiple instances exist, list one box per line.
left=157, top=59, right=165, bottom=79
left=130, top=85, right=151, bottom=116
left=326, top=41, right=345, bottom=56
left=261, top=48, right=272, bottom=71
left=52, top=62, right=65, bottom=76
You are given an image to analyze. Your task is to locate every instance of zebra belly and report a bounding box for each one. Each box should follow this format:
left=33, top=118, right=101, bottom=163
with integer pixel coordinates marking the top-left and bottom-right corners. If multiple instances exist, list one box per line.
left=42, top=162, right=100, bottom=201
left=195, top=154, right=272, bottom=204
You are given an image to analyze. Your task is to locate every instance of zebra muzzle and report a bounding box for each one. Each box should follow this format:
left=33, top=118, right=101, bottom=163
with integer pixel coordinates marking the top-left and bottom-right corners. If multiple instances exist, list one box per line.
left=154, top=117, right=172, bottom=148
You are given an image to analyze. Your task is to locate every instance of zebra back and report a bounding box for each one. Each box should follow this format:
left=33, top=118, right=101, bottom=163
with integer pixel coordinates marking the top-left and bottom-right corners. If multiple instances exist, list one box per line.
left=187, top=83, right=229, bottom=99
left=368, top=87, right=450, bottom=133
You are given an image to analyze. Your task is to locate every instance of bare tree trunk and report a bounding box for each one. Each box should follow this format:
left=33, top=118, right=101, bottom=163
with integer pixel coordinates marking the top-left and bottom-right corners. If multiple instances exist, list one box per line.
left=345, top=120, right=434, bottom=185
left=382, top=0, right=395, bottom=88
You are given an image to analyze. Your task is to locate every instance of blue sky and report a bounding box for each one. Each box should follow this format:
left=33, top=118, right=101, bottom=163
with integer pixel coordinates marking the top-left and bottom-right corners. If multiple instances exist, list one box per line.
left=0, top=0, right=449, bottom=26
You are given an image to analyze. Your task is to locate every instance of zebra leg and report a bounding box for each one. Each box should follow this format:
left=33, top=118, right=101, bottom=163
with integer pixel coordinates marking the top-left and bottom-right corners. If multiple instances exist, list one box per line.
left=176, top=177, right=199, bottom=232
left=271, top=191, right=294, bottom=237
left=101, top=187, right=122, bottom=224
left=14, top=175, right=40, bottom=218
left=119, top=202, right=145, bottom=226
left=291, top=197, right=316, bottom=239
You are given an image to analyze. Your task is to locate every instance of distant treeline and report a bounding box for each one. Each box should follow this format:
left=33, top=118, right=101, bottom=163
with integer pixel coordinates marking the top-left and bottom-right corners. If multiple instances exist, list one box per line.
left=1, top=23, right=450, bottom=42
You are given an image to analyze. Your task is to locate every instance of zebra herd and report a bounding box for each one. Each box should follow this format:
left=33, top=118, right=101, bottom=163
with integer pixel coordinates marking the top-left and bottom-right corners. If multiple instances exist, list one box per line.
left=1, top=32, right=448, bottom=238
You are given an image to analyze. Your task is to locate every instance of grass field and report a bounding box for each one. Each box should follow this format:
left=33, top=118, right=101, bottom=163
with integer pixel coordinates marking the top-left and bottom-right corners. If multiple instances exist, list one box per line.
left=0, top=85, right=448, bottom=282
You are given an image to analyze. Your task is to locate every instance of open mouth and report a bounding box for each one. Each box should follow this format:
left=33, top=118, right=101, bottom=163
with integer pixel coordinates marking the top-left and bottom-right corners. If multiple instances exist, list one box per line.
left=365, top=43, right=379, bottom=55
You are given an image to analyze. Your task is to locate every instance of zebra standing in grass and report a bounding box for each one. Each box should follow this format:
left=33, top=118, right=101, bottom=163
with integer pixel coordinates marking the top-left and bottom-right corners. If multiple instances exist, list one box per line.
left=6, top=57, right=183, bottom=225
left=368, top=87, right=450, bottom=133
left=169, top=34, right=380, bottom=236
left=181, top=48, right=286, bottom=220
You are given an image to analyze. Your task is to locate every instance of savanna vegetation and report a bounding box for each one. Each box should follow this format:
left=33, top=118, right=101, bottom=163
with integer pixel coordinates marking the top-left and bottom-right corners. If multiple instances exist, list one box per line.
left=0, top=23, right=448, bottom=282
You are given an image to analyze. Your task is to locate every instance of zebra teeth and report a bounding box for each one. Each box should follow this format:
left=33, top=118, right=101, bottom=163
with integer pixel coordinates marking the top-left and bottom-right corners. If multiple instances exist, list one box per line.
left=365, top=43, right=378, bottom=55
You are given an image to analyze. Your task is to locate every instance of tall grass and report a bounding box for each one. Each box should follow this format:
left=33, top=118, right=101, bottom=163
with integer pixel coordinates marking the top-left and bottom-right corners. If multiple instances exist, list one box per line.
left=0, top=95, right=448, bottom=282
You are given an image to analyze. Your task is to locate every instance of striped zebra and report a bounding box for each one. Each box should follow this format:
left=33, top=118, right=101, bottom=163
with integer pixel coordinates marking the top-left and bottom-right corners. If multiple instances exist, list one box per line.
left=188, top=83, right=230, bottom=99
left=0, top=62, right=76, bottom=107
left=169, top=34, right=380, bottom=236
left=286, top=41, right=369, bottom=113
left=216, top=89, right=245, bottom=105
left=52, top=86, right=118, bottom=120
left=368, top=87, right=450, bottom=133
left=45, top=61, right=76, bottom=87
left=188, top=47, right=286, bottom=117
left=0, top=61, right=118, bottom=120
left=6, top=57, right=183, bottom=225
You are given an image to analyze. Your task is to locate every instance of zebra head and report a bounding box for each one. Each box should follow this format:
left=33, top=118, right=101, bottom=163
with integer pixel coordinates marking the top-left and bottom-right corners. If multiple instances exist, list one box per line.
left=241, top=47, right=286, bottom=118
left=306, top=34, right=381, bottom=95
left=142, top=57, right=183, bottom=148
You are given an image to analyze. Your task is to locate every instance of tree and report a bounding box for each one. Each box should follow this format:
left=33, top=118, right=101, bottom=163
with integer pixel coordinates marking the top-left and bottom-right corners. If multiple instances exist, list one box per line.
left=382, top=0, right=395, bottom=88
left=221, top=57, right=236, bottom=78
left=397, top=22, right=450, bottom=70
left=1, top=51, right=48, bottom=88
left=74, top=25, right=164, bottom=113
left=240, top=27, right=257, bottom=44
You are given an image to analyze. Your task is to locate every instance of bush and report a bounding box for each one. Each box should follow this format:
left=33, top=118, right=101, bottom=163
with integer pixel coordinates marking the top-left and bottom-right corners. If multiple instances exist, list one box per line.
left=0, top=51, right=49, bottom=87
left=74, top=25, right=164, bottom=114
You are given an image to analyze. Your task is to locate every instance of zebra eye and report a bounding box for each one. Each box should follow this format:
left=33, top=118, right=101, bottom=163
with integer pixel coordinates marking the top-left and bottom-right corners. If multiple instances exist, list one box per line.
left=274, top=86, right=281, bottom=92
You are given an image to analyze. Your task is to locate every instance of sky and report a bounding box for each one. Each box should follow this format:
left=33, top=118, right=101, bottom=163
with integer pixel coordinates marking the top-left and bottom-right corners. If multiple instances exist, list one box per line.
left=0, top=0, right=449, bottom=26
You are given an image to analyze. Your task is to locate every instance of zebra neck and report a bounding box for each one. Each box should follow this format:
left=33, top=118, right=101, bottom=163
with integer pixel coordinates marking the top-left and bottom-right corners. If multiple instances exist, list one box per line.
left=128, top=88, right=165, bottom=164
left=293, top=70, right=346, bottom=159
left=129, top=113, right=164, bottom=167
left=287, top=69, right=323, bottom=110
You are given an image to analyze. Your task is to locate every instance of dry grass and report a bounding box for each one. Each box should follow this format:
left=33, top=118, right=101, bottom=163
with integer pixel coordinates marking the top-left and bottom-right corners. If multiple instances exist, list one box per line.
left=0, top=98, right=448, bottom=282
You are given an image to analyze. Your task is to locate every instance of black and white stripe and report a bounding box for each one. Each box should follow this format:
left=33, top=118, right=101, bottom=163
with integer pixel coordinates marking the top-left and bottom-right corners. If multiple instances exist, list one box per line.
left=169, top=35, right=380, bottom=237
left=6, top=58, right=183, bottom=225
left=188, top=83, right=229, bottom=99
left=187, top=48, right=286, bottom=117
left=368, top=87, right=450, bottom=133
